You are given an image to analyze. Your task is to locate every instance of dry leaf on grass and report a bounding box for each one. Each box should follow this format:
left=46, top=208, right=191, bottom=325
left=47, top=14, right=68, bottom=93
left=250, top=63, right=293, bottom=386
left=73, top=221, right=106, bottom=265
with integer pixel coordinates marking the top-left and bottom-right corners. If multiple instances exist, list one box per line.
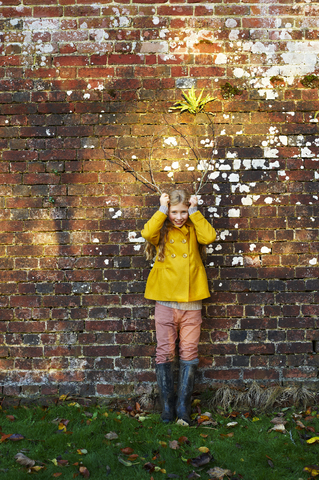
left=79, top=466, right=90, bottom=478
left=105, top=432, right=118, bottom=440
left=169, top=440, right=179, bottom=450
left=226, top=422, right=238, bottom=428
left=207, top=467, right=232, bottom=479
left=307, top=437, right=319, bottom=445
left=15, top=452, right=35, bottom=467
left=268, top=424, right=286, bottom=434
left=9, top=434, right=24, bottom=441
left=6, top=415, right=15, bottom=422
left=198, top=446, right=209, bottom=453
left=270, top=417, right=287, bottom=425
left=304, top=464, right=319, bottom=476
left=176, top=419, right=189, bottom=427
left=178, top=436, right=190, bottom=445
left=120, top=447, right=134, bottom=455
left=296, top=420, right=306, bottom=429
left=191, top=452, right=213, bottom=467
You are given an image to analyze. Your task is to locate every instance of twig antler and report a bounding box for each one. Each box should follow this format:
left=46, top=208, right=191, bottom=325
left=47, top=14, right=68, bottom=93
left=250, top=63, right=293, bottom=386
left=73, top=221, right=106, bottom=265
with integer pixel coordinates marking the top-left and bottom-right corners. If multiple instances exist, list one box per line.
left=103, top=129, right=166, bottom=194
left=163, top=113, right=216, bottom=195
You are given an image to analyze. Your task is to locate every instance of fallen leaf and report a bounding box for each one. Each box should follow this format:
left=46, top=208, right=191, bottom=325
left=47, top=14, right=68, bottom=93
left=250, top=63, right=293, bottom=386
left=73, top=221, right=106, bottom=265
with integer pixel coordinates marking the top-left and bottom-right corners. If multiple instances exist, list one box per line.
left=103, top=412, right=109, bottom=418
left=0, top=434, right=14, bottom=443
left=268, top=424, right=286, bottom=434
left=9, top=434, right=24, bottom=441
left=58, top=423, right=67, bottom=433
left=51, top=459, right=58, bottom=466
left=197, top=415, right=211, bottom=425
left=79, top=466, right=90, bottom=478
left=188, top=471, right=201, bottom=478
left=220, top=432, right=234, bottom=438
left=270, top=417, right=287, bottom=425
left=169, top=440, right=179, bottom=450
left=176, top=419, right=189, bottom=427
left=105, top=432, right=118, bottom=440
left=226, top=422, right=238, bottom=428
left=30, top=466, right=44, bottom=472
left=252, top=417, right=260, bottom=422
left=307, top=437, right=319, bottom=445
left=6, top=415, right=15, bottom=422
left=118, top=457, right=136, bottom=467
left=121, top=447, right=134, bottom=455
left=59, top=394, right=69, bottom=401
left=15, top=453, right=35, bottom=467
left=77, top=449, right=88, bottom=455
left=207, top=467, right=232, bottom=478
left=53, top=474, right=62, bottom=478
left=128, top=454, right=139, bottom=461
left=296, top=420, right=306, bottom=430
left=191, top=452, right=213, bottom=467
left=158, top=441, right=167, bottom=448
left=198, top=446, right=209, bottom=453
left=304, top=465, right=319, bottom=476
left=178, top=436, right=189, bottom=445
left=200, top=434, right=208, bottom=438
left=143, top=462, right=156, bottom=473
left=57, top=459, right=69, bottom=466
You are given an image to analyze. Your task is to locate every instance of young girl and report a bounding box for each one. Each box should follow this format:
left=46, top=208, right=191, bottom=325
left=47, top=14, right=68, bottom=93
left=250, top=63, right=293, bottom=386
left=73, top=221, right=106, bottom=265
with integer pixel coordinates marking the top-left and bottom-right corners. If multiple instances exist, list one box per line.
left=141, top=189, right=216, bottom=424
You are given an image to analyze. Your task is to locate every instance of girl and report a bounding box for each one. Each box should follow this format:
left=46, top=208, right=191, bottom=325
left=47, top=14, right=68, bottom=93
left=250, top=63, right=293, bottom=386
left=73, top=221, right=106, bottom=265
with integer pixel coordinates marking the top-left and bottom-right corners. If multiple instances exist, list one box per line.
left=141, top=189, right=216, bottom=424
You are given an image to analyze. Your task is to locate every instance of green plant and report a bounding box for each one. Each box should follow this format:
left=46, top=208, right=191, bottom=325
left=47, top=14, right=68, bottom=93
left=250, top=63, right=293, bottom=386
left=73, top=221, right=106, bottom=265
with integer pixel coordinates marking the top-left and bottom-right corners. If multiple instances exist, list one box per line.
left=171, top=86, right=216, bottom=114
left=300, top=74, right=319, bottom=88
left=48, top=197, right=55, bottom=204
left=220, top=82, right=243, bottom=100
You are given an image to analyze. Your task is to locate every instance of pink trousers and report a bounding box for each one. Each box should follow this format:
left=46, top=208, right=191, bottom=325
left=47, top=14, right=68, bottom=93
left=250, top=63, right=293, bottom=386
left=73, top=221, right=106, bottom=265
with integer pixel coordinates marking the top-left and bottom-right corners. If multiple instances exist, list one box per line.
left=155, top=302, right=202, bottom=364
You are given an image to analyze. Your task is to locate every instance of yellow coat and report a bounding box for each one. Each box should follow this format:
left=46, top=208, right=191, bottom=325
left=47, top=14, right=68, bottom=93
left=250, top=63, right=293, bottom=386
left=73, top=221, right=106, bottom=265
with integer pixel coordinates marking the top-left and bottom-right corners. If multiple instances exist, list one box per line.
left=141, top=210, right=216, bottom=302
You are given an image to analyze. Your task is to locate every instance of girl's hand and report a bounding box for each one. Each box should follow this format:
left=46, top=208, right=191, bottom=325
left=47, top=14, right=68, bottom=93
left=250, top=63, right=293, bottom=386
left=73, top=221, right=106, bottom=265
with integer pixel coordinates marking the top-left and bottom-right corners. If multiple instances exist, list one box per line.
left=160, top=193, right=170, bottom=208
left=189, top=195, right=198, bottom=208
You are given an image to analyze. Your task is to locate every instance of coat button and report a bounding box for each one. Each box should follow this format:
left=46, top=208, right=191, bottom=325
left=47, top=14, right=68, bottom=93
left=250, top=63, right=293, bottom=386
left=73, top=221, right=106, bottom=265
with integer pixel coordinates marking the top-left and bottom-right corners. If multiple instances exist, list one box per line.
left=181, top=239, right=186, bottom=244
left=182, top=253, right=187, bottom=258
left=171, top=254, right=176, bottom=258
left=170, top=239, right=174, bottom=244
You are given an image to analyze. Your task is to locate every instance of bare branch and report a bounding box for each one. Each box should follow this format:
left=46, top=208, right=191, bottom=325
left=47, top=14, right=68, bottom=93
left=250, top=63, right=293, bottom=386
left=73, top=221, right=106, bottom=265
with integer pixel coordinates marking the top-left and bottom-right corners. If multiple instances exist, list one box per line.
left=104, top=151, right=162, bottom=193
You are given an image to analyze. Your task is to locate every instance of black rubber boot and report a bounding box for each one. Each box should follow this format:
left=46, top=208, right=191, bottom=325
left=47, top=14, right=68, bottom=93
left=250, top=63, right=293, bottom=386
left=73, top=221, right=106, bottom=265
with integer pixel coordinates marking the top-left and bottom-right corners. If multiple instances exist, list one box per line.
left=176, top=358, right=199, bottom=425
left=156, top=362, right=175, bottom=423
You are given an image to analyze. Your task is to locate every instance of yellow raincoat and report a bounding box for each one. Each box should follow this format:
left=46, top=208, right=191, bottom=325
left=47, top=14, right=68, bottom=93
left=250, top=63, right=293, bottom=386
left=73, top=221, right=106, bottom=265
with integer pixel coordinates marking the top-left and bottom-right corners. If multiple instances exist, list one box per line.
left=141, top=210, right=216, bottom=302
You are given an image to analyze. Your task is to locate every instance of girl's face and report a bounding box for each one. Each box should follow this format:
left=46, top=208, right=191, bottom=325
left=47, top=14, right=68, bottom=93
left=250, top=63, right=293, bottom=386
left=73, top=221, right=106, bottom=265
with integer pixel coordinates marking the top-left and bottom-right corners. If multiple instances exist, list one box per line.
left=168, top=202, right=189, bottom=228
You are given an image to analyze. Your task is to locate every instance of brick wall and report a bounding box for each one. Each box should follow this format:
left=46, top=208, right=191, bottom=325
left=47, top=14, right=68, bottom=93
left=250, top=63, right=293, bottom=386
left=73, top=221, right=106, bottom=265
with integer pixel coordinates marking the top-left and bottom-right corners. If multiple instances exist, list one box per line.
left=1, top=0, right=319, bottom=402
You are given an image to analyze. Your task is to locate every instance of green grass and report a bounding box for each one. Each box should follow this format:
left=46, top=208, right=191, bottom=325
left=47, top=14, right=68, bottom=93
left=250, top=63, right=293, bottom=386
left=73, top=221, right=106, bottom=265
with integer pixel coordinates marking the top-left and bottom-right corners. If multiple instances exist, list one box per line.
left=0, top=401, right=318, bottom=479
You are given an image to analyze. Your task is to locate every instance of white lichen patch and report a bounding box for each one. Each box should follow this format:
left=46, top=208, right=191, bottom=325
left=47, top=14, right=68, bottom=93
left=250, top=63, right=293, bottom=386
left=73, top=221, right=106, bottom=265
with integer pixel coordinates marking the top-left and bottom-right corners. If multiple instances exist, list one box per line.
left=128, top=232, right=145, bottom=243
left=228, top=208, right=240, bottom=218
left=261, top=246, right=271, bottom=254
left=220, top=230, right=232, bottom=240
left=232, top=257, right=243, bottom=266
left=164, top=137, right=177, bottom=147
left=112, top=210, right=122, bottom=219
left=264, top=197, right=273, bottom=204
left=309, top=258, right=317, bottom=265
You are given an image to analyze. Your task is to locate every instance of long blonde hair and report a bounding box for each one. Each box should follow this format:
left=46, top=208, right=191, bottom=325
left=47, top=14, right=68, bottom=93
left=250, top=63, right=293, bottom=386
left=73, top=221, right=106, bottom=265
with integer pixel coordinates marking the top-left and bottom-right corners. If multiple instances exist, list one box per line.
left=144, top=189, right=207, bottom=262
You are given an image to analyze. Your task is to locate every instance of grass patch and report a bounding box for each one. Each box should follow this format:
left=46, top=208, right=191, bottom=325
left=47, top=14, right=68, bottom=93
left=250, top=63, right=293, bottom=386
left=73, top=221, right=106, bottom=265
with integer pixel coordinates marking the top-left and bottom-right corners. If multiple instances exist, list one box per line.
left=0, top=400, right=318, bottom=479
